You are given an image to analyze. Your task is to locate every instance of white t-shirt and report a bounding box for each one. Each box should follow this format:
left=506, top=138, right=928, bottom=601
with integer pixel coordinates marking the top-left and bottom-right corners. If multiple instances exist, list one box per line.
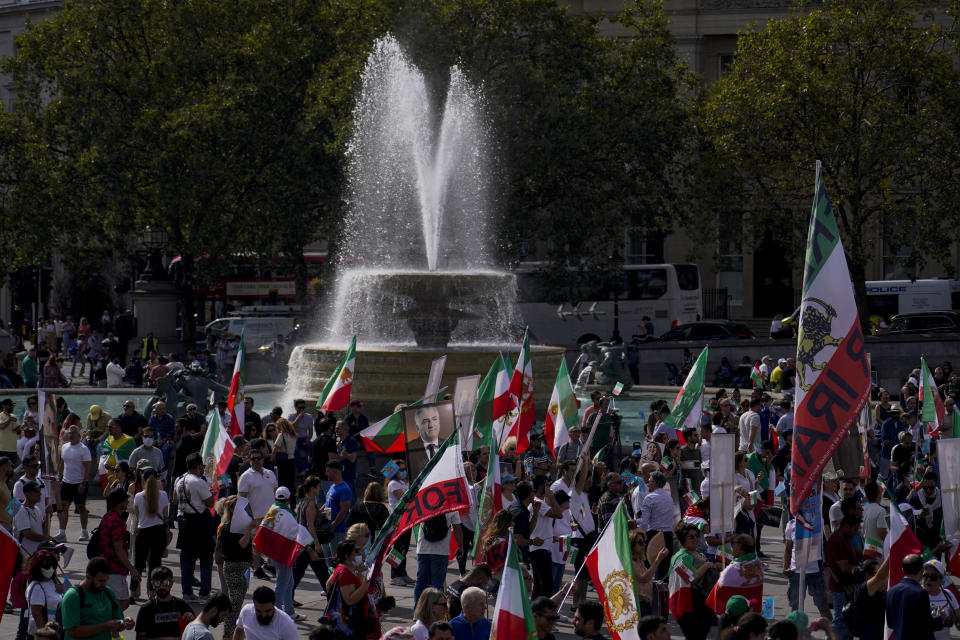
left=862, top=501, right=888, bottom=546
left=387, top=479, right=408, bottom=511
left=785, top=519, right=820, bottom=574
left=551, top=477, right=594, bottom=534
left=235, top=603, right=298, bottom=640
left=60, top=441, right=92, bottom=485
left=13, top=477, right=50, bottom=514
left=501, top=493, right=516, bottom=510
left=181, top=621, right=215, bottom=640
left=738, top=411, right=761, bottom=451
left=529, top=497, right=555, bottom=552
left=106, top=362, right=125, bottom=387
left=134, top=490, right=170, bottom=529
left=929, top=588, right=959, bottom=640
left=551, top=505, right=573, bottom=564
left=175, top=473, right=213, bottom=516
left=14, top=503, right=44, bottom=554
left=417, top=511, right=460, bottom=556
left=238, top=468, right=278, bottom=518
left=699, top=439, right=711, bottom=464
left=26, top=580, right=61, bottom=634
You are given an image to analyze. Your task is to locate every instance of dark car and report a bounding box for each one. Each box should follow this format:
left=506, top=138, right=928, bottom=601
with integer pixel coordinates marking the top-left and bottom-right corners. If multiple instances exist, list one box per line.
left=659, top=321, right=756, bottom=341
left=888, top=311, right=960, bottom=335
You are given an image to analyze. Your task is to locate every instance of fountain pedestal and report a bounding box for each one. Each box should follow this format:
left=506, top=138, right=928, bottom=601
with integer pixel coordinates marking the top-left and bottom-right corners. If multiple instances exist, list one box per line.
left=287, top=344, right=566, bottom=420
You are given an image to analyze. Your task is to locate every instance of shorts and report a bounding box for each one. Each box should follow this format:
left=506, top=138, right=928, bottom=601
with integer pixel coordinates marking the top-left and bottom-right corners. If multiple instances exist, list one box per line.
left=60, top=482, right=87, bottom=507
left=788, top=570, right=829, bottom=610
left=107, top=573, right=130, bottom=600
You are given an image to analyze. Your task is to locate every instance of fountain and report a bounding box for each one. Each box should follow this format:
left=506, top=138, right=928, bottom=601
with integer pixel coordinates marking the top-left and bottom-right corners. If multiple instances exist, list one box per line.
left=286, top=36, right=564, bottom=417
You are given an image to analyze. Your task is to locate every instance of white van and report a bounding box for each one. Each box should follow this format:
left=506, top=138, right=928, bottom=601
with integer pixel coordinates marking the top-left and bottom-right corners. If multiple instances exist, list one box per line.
left=204, top=317, right=295, bottom=351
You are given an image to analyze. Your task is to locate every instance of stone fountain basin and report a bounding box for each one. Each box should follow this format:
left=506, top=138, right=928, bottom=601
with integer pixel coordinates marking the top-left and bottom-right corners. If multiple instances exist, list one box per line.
left=287, top=343, right=567, bottom=420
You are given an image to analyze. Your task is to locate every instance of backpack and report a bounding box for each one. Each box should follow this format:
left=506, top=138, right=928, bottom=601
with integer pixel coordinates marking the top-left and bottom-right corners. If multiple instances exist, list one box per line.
left=423, top=514, right=448, bottom=542
left=9, top=571, right=29, bottom=609
left=85, top=525, right=102, bottom=560
left=55, top=586, right=120, bottom=640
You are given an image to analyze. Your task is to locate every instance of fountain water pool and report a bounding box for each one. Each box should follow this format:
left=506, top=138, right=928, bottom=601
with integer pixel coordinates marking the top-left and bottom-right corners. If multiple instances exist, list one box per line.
left=285, top=36, right=564, bottom=417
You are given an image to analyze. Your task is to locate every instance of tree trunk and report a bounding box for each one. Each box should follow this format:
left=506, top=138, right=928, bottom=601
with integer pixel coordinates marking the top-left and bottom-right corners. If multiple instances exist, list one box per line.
left=179, top=255, right=197, bottom=352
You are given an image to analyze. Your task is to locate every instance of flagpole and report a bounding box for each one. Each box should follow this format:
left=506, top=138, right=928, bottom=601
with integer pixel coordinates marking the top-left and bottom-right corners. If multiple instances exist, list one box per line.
left=557, top=497, right=623, bottom=610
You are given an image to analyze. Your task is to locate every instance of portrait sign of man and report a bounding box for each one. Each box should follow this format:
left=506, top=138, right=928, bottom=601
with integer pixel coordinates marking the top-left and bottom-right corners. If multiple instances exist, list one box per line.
left=403, top=400, right=456, bottom=479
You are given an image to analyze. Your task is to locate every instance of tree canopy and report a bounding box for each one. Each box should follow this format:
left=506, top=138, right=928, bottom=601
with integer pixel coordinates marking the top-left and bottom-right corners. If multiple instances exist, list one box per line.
left=697, top=0, right=960, bottom=314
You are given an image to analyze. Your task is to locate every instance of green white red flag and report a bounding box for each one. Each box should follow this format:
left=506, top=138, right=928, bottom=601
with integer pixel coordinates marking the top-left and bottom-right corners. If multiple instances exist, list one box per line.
left=668, top=547, right=697, bottom=620
left=750, top=362, right=763, bottom=388
left=885, top=501, right=924, bottom=586
left=919, top=357, right=945, bottom=437
left=491, top=535, right=537, bottom=640
left=508, top=329, right=535, bottom=453
left=358, top=388, right=446, bottom=453
left=317, top=336, right=356, bottom=412
left=663, top=346, right=709, bottom=439
left=472, top=355, right=511, bottom=450
left=253, top=504, right=313, bottom=568
left=544, top=358, right=577, bottom=458
left=705, top=552, right=764, bottom=614
left=226, top=335, right=245, bottom=436
left=586, top=502, right=641, bottom=640
left=201, top=409, right=235, bottom=493
left=790, top=162, right=870, bottom=515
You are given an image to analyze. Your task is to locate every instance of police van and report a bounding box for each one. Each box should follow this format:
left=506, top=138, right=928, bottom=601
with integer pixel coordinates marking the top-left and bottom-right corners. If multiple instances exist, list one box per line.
left=865, top=278, right=958, bottom=318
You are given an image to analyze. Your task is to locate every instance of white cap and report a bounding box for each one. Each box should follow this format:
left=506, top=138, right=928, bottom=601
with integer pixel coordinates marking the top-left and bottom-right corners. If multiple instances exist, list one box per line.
left=275, top=486, right=290, bottom=501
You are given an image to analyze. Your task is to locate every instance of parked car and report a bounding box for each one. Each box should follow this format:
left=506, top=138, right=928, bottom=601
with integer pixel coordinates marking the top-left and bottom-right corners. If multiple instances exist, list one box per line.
left=887, top=311, right=960, bottom=335
left=659, top=321, right=756, bottom=341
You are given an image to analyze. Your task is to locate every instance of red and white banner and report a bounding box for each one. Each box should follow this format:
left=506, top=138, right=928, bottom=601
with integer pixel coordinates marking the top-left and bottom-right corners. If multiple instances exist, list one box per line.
left=254, top=505, right=313, bottom=568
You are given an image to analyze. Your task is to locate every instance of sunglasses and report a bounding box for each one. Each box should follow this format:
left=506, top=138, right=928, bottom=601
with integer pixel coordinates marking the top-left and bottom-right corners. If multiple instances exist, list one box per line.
left=924, top=485, right=937, bottom=492
left=250, top=456, right=263, bottom=462
left=922, top=573, right=941, bottom=581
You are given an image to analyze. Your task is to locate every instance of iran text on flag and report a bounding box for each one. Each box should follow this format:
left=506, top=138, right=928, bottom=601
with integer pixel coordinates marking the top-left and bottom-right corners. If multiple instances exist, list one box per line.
left=789, top=162, right=870, bottom=516
left=509, top=329, right=535, bottom=453
left=253, top=504, right=313, bottom=568
left=544, top=358, right=577, bottom=458
left=201, top=409, right=236, bottom=493
left=586, top=502, right=642, bottom=640
left=663, top=345, right=709, bottom=440
left=317, top=336, right=357, bottom=412
left=226, top=335, right=246, bottom=436
left=491, top=535, right=537, bottom=640
left=919, top=356, right=945, bottom=437
left=368, top=431, right=471, bottom=560
left=472, top=355, right=510, bottom=451
left=705, top=550, right=764, bottom=614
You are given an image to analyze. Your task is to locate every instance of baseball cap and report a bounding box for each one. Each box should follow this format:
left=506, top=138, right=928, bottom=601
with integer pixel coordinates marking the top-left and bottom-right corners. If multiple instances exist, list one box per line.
left=275, top=486, right=291, bottom=501
left=778, top=358, right=787, bottom=365
left=925, top=559, right=946, bottom=577
left=905, top=409, right=918, bottom=418
left=136, top=459, right=153, bottom=471
left=89, top=405, right=102, bottom=418
left=761, top=355, right=773, bottom=362
left=502, top=474, right=517, bottom=484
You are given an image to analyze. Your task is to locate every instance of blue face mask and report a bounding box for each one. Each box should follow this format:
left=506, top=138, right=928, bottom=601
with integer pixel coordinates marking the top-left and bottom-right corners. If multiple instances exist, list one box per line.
left=398, top=471, right=408, bottom=480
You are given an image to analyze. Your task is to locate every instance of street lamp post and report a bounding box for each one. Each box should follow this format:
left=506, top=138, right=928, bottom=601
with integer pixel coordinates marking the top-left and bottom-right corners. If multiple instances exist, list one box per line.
left=139, top=226, right=170, bottom=281
left=610, top=251, right=623, bottom=343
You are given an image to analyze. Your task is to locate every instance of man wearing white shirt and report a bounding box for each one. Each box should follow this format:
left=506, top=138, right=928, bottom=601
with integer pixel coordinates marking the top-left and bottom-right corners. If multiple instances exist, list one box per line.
left=14, top=481, right=45, bottom=554
left=232, top=586, right=298, bottom=640
left=528, top=476, right=562, bottom=598
left=738, top=398, right=762, bottom=451
left=58, top=425, right=91, bottom=541
left=105, top=356, right=125, bottom=387
left=699, top=423, right=712, bottom=465
left=238, top=447, right=278, bottom=580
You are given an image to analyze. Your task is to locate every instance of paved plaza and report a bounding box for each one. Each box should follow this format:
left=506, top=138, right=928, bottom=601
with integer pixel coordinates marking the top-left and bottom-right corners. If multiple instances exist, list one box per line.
left=0, top=493, right=823, bottom=640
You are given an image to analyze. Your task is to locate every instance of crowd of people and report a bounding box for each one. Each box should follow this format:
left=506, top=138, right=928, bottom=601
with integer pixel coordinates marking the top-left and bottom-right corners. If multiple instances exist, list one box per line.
left=0, top=353, right=957, bottom=640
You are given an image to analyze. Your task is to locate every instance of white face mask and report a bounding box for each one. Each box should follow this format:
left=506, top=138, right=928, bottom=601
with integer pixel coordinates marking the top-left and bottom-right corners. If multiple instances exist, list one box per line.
left=143, top=437, right=155, bottom=447
left=40, top=567, right=55, bottom=579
